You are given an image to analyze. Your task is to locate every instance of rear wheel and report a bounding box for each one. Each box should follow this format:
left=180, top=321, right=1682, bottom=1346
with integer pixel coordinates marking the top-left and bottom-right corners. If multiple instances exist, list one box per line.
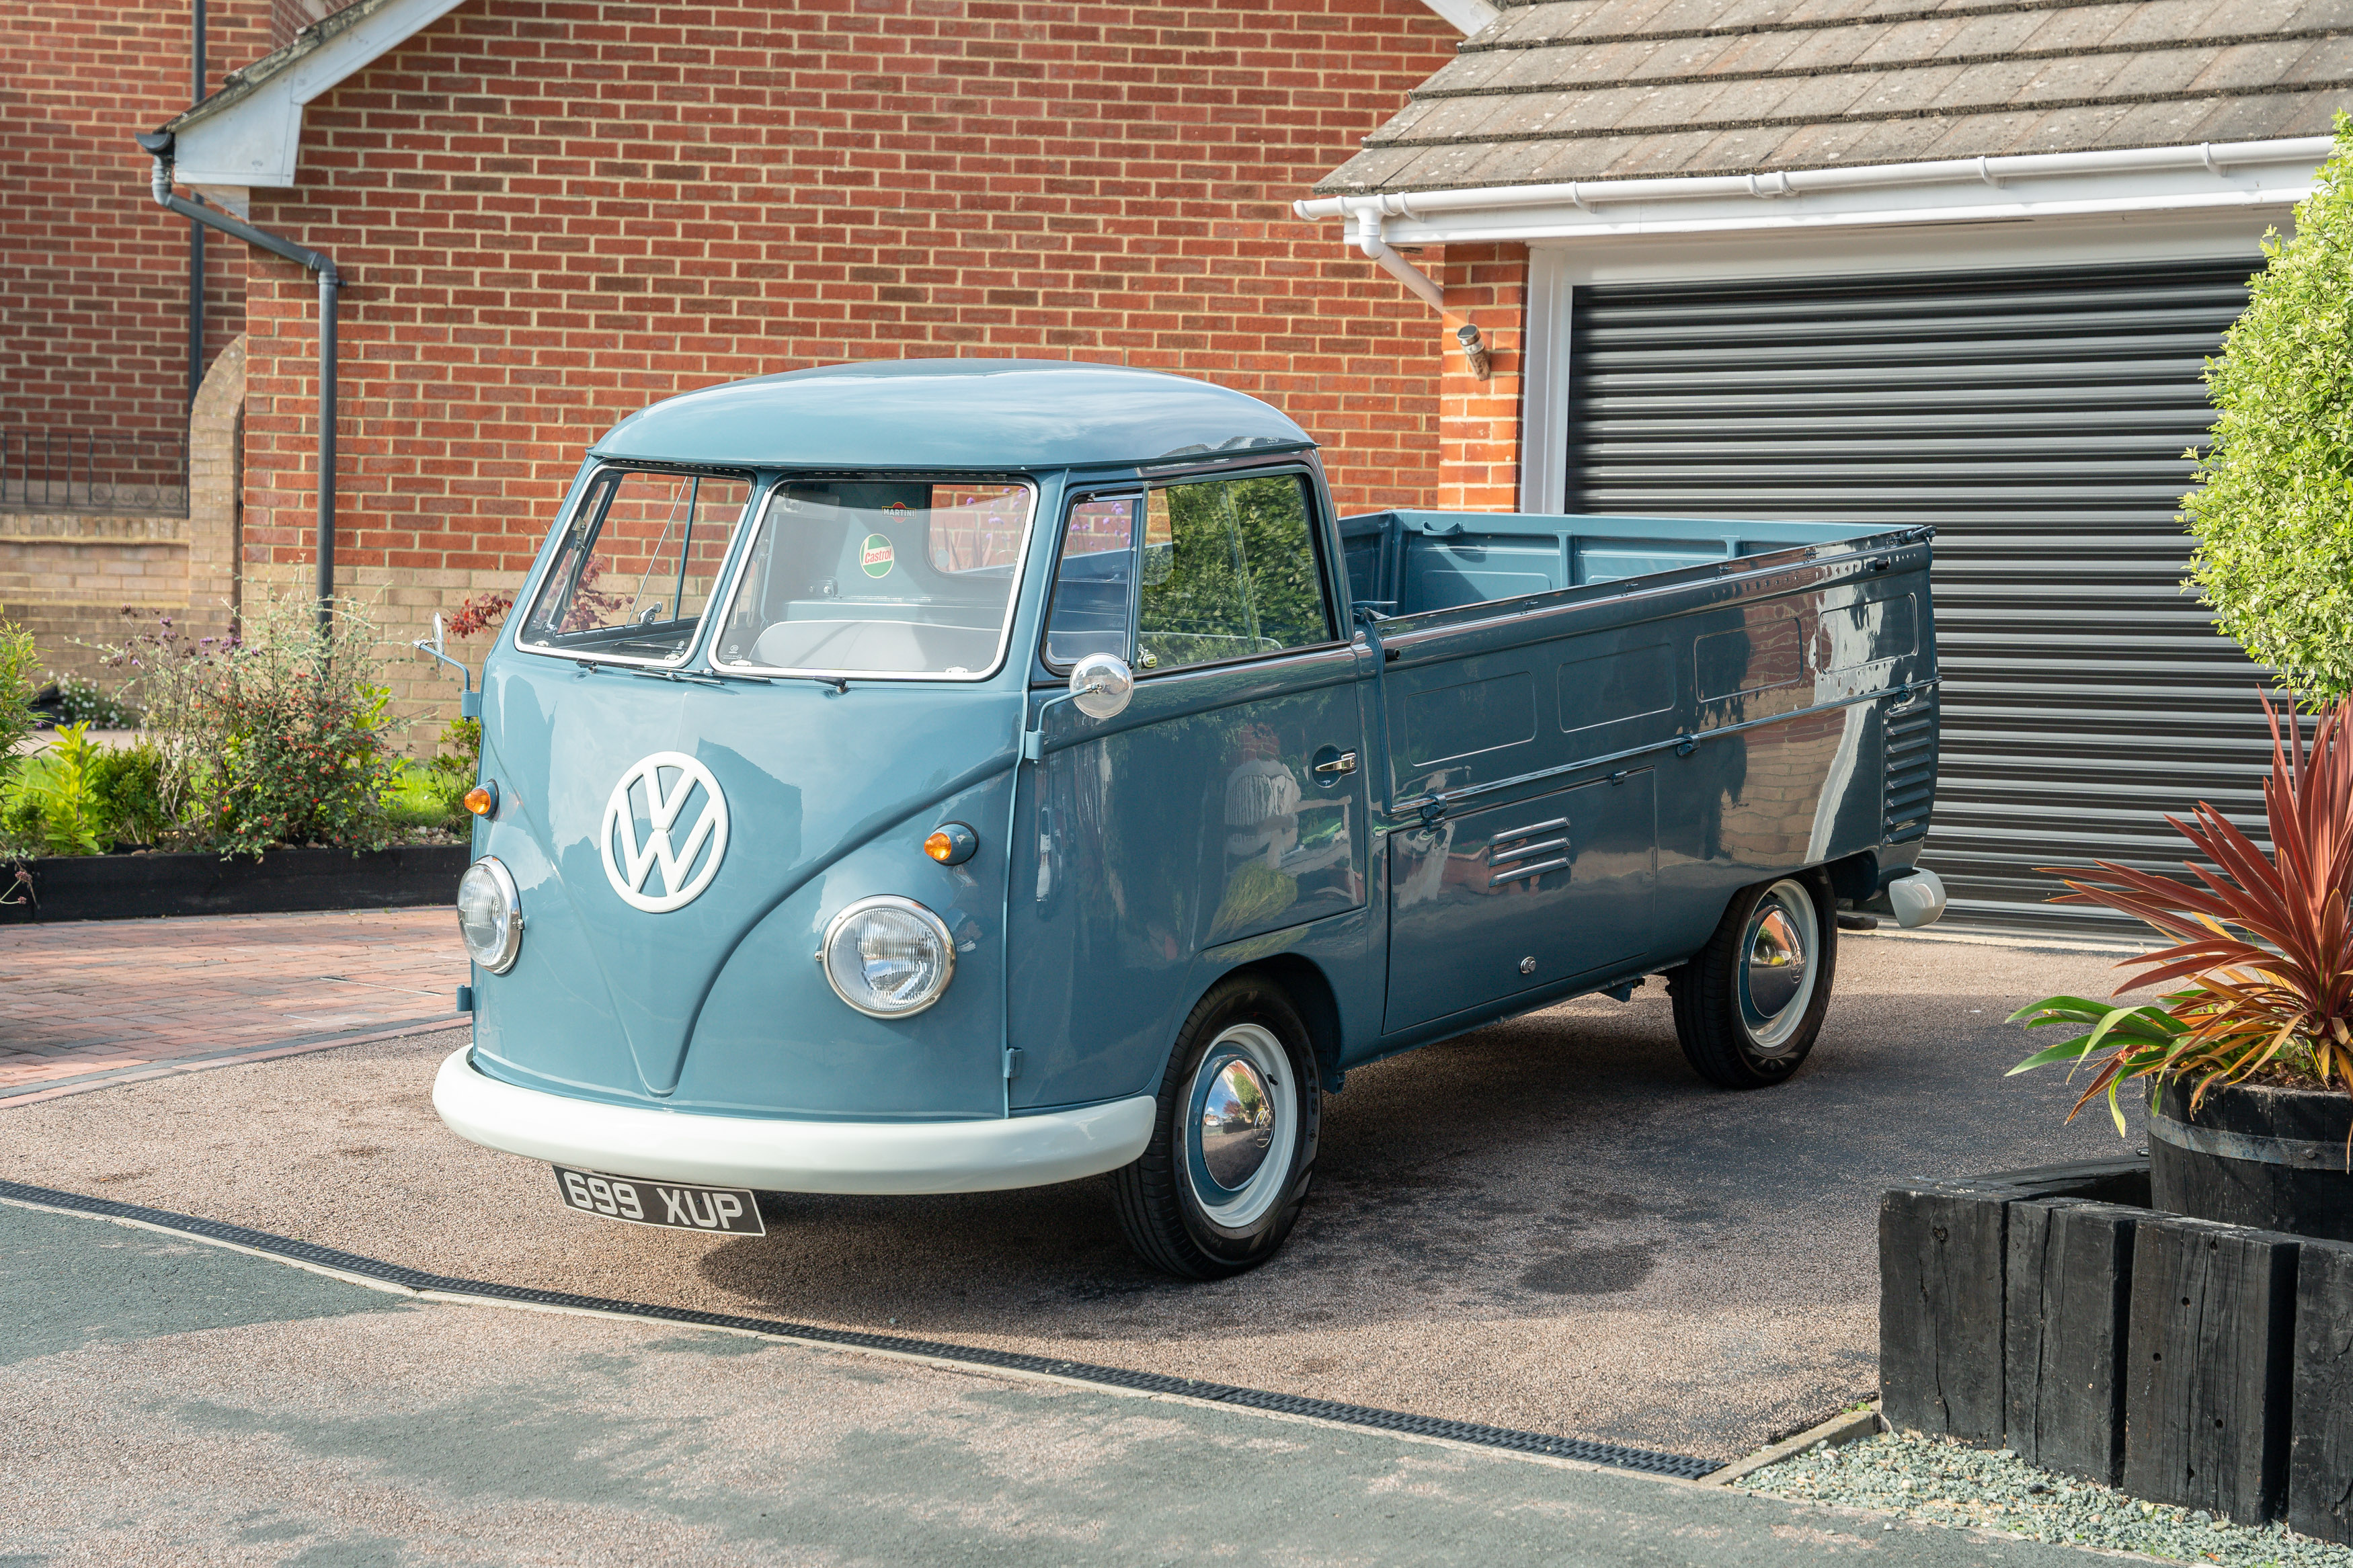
left=1669, top=872, right=1837, bottom=1089
left=1111, top=974, right=1320, bottom=1279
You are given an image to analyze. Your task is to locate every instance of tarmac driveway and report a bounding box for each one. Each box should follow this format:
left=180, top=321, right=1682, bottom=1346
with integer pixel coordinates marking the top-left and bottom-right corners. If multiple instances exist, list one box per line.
left=0, top=1200, right=2129, bottom=1567
left=3, top=925, right=2155, bottom=1465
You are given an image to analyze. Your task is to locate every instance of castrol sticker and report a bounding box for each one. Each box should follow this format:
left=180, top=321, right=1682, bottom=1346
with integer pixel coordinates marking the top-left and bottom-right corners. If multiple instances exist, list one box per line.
left=861, top=533, right=895, bottom=578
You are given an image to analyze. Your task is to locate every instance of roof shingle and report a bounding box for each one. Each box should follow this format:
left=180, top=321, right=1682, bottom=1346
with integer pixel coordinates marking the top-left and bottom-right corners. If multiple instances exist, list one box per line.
left=1315, top=0, right=2353, bottom=190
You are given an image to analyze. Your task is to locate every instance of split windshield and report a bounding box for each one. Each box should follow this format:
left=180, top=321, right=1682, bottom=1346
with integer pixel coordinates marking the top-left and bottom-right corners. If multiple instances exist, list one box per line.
left=709, top=479, right=1033, bottom=679
left=518, top=467, right=751, bottom=665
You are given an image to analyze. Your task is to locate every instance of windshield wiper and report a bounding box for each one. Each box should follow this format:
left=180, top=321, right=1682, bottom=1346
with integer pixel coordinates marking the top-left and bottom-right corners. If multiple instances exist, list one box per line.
left=573, top=655, right=849, bottom=692
left=573, top=657, right=723, bottom=688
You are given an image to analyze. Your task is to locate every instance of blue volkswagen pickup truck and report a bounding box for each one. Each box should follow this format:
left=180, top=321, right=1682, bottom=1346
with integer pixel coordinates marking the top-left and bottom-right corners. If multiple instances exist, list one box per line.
left=430, top=358, right=1945, bottom=1277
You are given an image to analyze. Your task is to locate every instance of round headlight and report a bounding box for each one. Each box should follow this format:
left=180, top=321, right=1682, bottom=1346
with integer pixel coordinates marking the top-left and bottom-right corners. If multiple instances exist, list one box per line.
left=456, top=856, right=523, bottom=975
left=821, top=896, right=955, bottom=1018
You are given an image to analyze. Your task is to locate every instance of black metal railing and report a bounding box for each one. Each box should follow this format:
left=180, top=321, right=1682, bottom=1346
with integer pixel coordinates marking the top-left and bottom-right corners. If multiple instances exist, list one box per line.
left=0, top=429, right=189, bottom=515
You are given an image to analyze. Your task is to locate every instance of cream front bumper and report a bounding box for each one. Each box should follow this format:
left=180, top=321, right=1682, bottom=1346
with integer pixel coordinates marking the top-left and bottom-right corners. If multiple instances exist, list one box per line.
left=432, top=1048, right=1156, bottom=1194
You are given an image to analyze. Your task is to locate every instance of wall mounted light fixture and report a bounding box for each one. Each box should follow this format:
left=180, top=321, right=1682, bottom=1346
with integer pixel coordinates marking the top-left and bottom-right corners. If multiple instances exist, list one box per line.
left=1457, top=323, right=1492, bottom=380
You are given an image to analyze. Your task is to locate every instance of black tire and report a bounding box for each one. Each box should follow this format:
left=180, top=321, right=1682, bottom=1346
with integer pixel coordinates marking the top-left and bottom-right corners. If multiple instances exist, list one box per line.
left=1668, top=870, right=1837, bottom=1090
left=1110, top=973, right=1322, bottom=1280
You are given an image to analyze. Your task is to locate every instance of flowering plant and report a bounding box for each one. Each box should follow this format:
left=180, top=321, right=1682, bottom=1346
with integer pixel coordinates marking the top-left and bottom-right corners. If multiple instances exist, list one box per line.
left=199, top=593, right=399, bottom=857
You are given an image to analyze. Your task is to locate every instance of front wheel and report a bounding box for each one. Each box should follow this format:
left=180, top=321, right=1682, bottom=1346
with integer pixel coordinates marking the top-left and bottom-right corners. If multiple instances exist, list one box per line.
left=1110, top=975, right=1321, bottom=1279
left=1668, top=872, right=1837, bottom=1089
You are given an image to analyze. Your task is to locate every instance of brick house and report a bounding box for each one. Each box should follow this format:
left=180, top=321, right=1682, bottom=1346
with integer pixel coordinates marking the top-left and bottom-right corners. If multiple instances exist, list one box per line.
left=1, top=0, right=274, bottom=667
left=1292, top=0, right=2352, bottom=933
left=31, top=0, right=1513, bottom=723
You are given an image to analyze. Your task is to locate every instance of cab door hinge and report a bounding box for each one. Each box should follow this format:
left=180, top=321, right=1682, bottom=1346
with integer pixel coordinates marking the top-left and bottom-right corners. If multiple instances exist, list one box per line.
left=1002, top=1047, right=1025, bottom=1081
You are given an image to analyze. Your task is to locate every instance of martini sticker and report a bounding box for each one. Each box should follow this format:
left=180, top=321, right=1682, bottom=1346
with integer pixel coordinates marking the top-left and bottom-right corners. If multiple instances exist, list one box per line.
left=860, top=533, right=895, bottom=579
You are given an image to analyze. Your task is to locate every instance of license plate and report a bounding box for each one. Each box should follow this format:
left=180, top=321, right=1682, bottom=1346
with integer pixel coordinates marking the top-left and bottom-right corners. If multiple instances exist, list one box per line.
left=552, top=1167, right=766, bottom=1236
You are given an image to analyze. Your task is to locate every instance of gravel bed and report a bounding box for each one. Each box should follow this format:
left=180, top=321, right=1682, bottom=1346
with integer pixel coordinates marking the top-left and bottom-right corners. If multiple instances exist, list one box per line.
left=1743, top=1432, right=2353, bottom=1566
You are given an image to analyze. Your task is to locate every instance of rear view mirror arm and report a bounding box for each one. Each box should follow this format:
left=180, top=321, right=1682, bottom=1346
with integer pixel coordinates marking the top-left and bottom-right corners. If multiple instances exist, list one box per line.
left=412, top=612, right=481, bottom=718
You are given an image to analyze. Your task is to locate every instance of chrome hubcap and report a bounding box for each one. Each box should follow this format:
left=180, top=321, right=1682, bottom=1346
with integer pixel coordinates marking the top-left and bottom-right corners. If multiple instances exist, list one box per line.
left=1184, top=1022, right=1296, bottom=1230
left=1738, top=879, right=1819, bottom=1053
left=1198, top=1057, right=1275, bottom=1190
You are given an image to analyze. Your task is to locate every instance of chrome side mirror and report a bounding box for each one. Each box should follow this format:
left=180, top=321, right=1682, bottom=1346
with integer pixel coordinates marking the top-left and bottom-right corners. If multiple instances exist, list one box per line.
left=1068, top=652, right=1134, bottom=720
left=413, top=609, right=477, bottom=715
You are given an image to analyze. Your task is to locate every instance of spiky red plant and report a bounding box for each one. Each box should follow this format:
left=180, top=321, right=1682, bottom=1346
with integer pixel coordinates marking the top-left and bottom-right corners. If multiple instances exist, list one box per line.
left=2009, top=694, right=2353, bottom=1128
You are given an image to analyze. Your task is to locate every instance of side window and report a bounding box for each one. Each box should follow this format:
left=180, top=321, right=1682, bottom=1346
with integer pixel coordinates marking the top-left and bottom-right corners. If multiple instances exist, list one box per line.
left=519, top=468, right=749, bottom=664
left=1137, top=474, right=1330, bottom=672
left=1041, top=495, right=1137, bottom=668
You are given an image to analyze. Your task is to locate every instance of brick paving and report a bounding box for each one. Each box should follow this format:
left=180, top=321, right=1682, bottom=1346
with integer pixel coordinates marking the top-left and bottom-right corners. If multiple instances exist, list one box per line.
left=0, top=908, right=466, bottom=1106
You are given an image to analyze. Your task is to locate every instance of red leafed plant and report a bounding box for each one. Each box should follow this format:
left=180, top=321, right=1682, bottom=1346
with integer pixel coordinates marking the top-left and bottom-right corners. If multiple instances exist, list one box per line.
left=444, top=589, right=513, bottom=640
left=2009, top=693, right=2353, bottom=1131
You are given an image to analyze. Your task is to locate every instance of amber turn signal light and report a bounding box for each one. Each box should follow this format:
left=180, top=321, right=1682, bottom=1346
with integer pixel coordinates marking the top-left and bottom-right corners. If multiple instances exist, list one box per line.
left=464, top=782, right=500, bottom=818
left=924, top=823, right=978, bottom=865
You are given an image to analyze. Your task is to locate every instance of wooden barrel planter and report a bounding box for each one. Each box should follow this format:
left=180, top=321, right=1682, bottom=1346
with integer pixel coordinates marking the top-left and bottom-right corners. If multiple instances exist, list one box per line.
left=2151, top=1079, right=2353, bottom=1243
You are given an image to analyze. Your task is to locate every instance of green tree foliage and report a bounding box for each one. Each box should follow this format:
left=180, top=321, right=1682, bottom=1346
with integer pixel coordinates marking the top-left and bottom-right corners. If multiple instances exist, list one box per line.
left=1138, top=475, right=1326, bottom=670
left=2184, top=114, right=2353, bottom=703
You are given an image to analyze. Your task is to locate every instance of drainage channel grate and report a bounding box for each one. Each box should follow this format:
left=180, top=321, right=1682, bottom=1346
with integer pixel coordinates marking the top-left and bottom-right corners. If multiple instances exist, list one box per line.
left=0, top=1176, right=1720, bottom=1481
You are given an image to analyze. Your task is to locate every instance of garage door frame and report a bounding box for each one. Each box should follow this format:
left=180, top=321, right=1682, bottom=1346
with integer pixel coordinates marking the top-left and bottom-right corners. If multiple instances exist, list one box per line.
left=1519, top=213, right=2284, bottom=935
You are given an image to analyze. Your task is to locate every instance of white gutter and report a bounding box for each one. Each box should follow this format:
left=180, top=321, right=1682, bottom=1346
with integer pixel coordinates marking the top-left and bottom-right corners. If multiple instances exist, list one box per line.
left=1295, top=137, right=2334, bottom=225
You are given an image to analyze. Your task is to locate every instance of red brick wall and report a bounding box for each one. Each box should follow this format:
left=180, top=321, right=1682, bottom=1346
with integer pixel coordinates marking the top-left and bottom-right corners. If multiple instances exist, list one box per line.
left=230, top=0, right=1464, bottom=712
left=1437, top=241, right=1527, bottom=513
left=0, top=0, right=268, bottom=457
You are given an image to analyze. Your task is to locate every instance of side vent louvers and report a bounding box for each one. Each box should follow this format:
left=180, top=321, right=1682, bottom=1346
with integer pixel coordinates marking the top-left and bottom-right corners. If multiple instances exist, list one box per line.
left=1884, top=695, right=1938, bottom=843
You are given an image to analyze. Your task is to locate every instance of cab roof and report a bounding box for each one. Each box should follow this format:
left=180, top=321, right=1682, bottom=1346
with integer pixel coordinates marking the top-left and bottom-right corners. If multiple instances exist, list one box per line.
left=590, top=359, right=1316, bottom=472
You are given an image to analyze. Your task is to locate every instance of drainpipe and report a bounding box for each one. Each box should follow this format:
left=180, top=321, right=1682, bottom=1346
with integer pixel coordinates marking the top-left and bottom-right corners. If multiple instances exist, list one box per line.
left=1353, top=211, right=1494, bottom=380
left=188, top=0, right=204, bottom=407
left=1355, top=209, right=1444, bottom=312
left=136, top=130, right=340, bottom=628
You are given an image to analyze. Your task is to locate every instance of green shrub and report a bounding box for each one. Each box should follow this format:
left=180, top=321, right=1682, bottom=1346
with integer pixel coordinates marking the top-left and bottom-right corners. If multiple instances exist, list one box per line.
left=0, top=618, right=35, bottom=790
left=2182, top=113, right=2353, bottom=703
left=0, top=755, right=43, bottom=850
left=429, top=716, right=481, bottom=782
left=89, top=742, right=171, bottom=845
left=200, top=593, right=400, bottom=856
left=3, top=725, right=114, bottom=855
left=377, top=717, right=483, bottom=836
left=0, top=729, right=174, bottom=856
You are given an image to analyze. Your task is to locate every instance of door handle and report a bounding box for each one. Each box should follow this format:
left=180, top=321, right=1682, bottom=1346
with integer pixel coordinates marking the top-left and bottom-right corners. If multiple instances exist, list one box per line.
left=1313, top=751, right=1359, bottom=776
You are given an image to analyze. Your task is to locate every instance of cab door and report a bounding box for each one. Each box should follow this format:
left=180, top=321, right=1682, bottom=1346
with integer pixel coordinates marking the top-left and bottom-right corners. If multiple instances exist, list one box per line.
left=1005, top=470, right=1368, bottom=1110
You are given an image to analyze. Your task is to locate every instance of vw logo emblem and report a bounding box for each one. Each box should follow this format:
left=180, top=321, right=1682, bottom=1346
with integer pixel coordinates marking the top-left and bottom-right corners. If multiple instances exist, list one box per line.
left=600, top=751, right=729, bottom=913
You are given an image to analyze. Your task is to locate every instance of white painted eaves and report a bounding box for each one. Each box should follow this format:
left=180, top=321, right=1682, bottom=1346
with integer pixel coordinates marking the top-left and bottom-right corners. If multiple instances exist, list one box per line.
left=1422, top=0, right=1502, bottom=34
left=161, top=0, right=471, bottom=187
left=1294, top=137, right=2334, bottom=243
